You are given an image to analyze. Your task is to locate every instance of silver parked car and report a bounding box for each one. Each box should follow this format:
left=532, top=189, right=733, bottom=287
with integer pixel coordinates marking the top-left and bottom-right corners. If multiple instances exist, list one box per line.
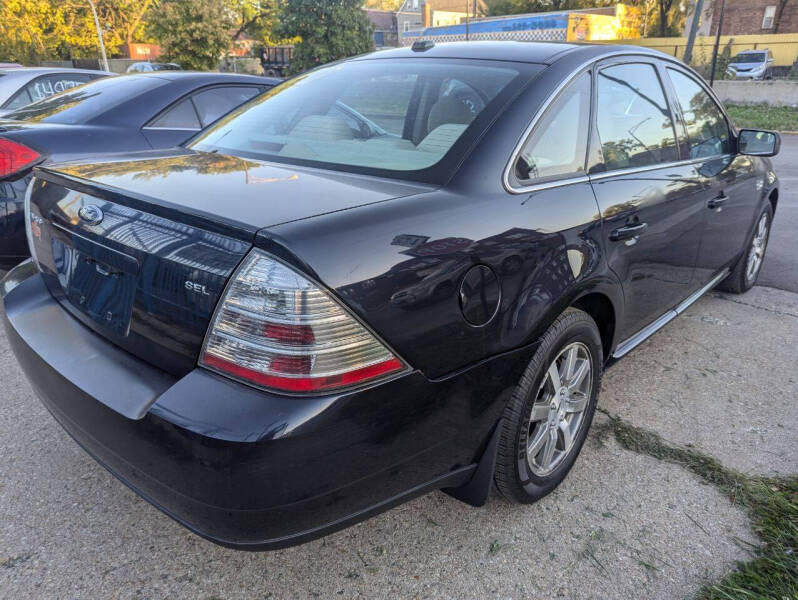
left=726, top=49, right=775, bottom=80
left=0, top=67, right=112, bottom=117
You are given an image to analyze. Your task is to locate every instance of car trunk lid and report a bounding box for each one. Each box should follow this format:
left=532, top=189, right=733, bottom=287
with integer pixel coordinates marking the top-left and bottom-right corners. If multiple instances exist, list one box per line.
left=27, top=152, right=430, bottom=376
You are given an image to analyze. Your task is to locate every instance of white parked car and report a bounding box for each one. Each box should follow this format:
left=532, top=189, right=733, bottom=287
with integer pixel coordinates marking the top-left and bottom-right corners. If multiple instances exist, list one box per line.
left=726, top=49, right=775, bottom=80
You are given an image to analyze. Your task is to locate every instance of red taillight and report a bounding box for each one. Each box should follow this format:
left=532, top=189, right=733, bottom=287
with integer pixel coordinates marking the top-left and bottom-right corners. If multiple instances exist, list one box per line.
left=200, top=250, right=407, bottom=394
left=0, top=138, right=41, bottom=178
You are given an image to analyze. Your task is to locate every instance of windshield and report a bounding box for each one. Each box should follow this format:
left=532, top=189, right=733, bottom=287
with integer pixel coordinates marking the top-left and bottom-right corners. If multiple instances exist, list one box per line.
left=190, top=58, right=537, bottom=183
left=732, top=53, right=766, bottom=64
left=4, top=75, right=166, bottom=124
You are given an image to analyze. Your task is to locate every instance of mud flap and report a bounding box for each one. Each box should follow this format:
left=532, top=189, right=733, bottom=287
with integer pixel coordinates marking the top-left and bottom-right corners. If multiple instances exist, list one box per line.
left=442, top=421, right=501, bottom=507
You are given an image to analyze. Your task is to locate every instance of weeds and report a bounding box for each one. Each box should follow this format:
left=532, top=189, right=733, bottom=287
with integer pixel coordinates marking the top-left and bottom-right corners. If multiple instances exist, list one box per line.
left=725, top=104, right=798, bottom=132
left=598, top=414, right=797, bottom=600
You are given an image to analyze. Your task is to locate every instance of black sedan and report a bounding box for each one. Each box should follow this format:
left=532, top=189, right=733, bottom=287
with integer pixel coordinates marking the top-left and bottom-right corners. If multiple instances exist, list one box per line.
left=1, top=42, right=780, bottom=550
left=0, top=72, right=279, bottom=267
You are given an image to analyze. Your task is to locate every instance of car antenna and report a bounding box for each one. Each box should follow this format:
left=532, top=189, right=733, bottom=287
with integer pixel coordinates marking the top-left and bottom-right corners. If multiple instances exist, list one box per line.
left=411, top=40, right=435, bottom=52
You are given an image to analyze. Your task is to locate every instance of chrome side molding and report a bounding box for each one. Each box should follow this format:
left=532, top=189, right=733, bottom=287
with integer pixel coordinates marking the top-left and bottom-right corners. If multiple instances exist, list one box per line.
left=612, top=269, right=729, bottom=359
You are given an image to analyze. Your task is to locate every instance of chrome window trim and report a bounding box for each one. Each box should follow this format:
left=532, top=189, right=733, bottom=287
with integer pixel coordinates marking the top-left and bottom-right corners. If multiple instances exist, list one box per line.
left=506, top=175, right=590, bottom=194
left=588, top=153, right=732, bottom=182
left=502, top=50, right=736, bottom=195
left=142, top=126, right=202, bottom=132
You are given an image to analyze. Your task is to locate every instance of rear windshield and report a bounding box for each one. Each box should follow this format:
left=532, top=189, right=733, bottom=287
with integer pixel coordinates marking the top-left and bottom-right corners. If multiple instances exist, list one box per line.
left=4, top=76, right=166, bottom=124
left=732, top=53, right=766, bottom=64
left=190, top=58, right=539, bottom=183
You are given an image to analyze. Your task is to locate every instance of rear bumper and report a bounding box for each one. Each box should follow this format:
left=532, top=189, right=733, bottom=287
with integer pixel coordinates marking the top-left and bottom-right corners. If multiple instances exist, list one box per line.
left=2, top=262, right=531, bottom=550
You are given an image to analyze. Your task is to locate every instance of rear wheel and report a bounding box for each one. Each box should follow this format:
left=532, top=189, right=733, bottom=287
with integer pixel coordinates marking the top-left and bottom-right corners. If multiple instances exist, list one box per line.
left=494, top=308, right=602, bottom=503
left=716, top=204, right=772, bottom=294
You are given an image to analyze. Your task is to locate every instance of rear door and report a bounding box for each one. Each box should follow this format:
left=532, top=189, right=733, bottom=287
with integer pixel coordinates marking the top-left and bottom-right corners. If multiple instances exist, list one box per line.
left=590, top=59, right=706, bottom=341
left=142, top=85, right=262, bottom=148
left=663, top=66, right=759, bottom=283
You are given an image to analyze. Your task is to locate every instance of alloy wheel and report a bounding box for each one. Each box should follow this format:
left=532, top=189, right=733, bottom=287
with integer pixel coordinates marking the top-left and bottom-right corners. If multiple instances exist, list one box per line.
left=526, top=342, right=593, bottom=476
left=745, top=212, right=769, bottom=284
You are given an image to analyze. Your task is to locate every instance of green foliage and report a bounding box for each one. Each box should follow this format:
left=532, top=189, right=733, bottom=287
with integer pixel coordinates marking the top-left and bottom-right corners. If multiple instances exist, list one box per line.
left=277, top=0, right=374, bottom=75
left=600, top=414, right=798, bottom=600
left=0, top=0, right=156, bottom=63
left=229, top=0, right=283, bottom=45
left=484, top=0, right=613, bottom=17
left=363, top=0, right=404, bottom=9
left=148, top=0, right=235, bottom=70
left=725, top=104, right=798, bottom=132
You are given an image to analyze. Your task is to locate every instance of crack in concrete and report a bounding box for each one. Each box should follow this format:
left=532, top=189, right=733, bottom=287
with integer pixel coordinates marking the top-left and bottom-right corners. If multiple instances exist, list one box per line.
left=710, top=293, right=798, bottom=319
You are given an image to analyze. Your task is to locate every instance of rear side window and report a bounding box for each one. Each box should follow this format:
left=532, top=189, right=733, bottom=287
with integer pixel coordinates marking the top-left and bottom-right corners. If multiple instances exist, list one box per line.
left=192, top=86, right=260, bottom=127
left=149, top=98, right=201, bottom=129
left=667, top=68, right=731, bottom=158
left=596, top=63, right=678, bottom=171
left=5, top=73, right=94, bottom=109
left=512, top=71, right=591, bottom=186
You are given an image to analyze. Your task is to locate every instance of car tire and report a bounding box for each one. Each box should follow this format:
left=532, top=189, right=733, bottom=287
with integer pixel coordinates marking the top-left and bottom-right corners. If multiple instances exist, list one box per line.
left=716, top=203, right=773, bottom=294
left=494, top=307, right=602, bottom=504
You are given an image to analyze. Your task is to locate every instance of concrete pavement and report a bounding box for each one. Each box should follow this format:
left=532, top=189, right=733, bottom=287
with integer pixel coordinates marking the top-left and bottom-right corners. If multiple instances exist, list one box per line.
left=0, top=137, right=796, bottom=599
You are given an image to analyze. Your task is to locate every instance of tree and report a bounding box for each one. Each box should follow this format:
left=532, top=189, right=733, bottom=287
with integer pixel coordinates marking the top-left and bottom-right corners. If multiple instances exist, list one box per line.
left=277, top=0, right=374, bottom=75
left=229, top=0, right=281, bottom=43
left=773, top=0, right=793, bottom=33
left=0, top=0, right=158, bottom=64
left=148, top=0, right=235, bottom=70
left=363, top=0, right=403, bottom=9
left=485, top=0, right=613, bottom=17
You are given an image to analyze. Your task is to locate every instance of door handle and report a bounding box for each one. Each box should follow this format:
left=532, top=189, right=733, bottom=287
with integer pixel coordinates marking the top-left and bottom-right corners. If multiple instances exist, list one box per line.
left=610, top=222, right=648, bottom=241
left=708, top=192, right=728, bottom=209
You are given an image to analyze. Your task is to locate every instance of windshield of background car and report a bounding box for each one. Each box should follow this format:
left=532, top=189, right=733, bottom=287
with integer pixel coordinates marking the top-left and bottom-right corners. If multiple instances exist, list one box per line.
left=732, top=53, right=766, bottom=64
left=190, top=59, right=540, bottom=184
left=4, top=76, right=166, bottom=124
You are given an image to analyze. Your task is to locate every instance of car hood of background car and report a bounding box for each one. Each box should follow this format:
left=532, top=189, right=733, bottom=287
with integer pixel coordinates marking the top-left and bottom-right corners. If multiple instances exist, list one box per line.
left=41, top=150, right=436, bottom=230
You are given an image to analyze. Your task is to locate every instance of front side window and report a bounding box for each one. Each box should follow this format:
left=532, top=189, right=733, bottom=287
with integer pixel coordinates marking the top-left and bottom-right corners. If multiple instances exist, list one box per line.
left=667, top=68, right=731, bottom=158
left=596, top=63, right=678, bottom=172
left=512, top=71, right=591, bottom=186
left=190, top=59, right=535, bottom=184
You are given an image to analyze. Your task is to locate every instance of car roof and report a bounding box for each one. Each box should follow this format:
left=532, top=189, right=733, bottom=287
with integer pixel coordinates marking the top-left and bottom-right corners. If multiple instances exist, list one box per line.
left=128, top=71, right=279, bottom=85
left=356, top=41, right=664, bottom=65
left=0, top=67, right=112, bottom=76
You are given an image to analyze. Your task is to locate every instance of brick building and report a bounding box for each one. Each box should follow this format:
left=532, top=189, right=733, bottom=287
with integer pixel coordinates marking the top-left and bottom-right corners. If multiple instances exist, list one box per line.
left=688, top=0, right=798, bottom=36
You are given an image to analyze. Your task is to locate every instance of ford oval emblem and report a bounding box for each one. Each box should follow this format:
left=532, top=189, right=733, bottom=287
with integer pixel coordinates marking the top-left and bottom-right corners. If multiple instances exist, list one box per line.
left=78, top=204, right=104, bottom=225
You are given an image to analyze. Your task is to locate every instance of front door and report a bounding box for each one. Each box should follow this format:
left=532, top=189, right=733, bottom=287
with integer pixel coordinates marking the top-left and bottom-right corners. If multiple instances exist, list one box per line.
left=664, top=67, right=761, bottom=283
left=590, top=60, right=706, bottom=341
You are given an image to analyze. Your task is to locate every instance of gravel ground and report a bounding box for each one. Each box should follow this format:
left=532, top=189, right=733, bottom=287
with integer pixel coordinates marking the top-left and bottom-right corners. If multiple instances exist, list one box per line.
left=3, top=286, right=794, bottom=599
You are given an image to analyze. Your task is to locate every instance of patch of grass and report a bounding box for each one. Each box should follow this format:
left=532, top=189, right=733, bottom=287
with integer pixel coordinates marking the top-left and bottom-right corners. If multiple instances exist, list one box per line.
left=597, top=414, right=797, bottom=600
left=725, top=104, right=798, bottom=132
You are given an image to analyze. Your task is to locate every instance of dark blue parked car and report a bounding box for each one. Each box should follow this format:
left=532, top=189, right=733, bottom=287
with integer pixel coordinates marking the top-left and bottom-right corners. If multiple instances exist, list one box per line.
left=0, top=71, right=279, bottom=267
left=1, top=42, right=780, bottom=550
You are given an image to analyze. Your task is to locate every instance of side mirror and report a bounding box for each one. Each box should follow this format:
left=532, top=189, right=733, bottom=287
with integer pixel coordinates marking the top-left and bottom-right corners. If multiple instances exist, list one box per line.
left=738, top=129, right=781, bottom=157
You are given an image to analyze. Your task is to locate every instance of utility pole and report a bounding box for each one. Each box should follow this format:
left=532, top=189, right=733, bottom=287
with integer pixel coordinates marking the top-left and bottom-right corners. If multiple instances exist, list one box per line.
left=709, top=0, right=726, bottom=86
left=465, top=0, right=470, bottom=41
left=683, top=0, right=705, bottom=66
left=87, top=0, right=110, bottom=72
